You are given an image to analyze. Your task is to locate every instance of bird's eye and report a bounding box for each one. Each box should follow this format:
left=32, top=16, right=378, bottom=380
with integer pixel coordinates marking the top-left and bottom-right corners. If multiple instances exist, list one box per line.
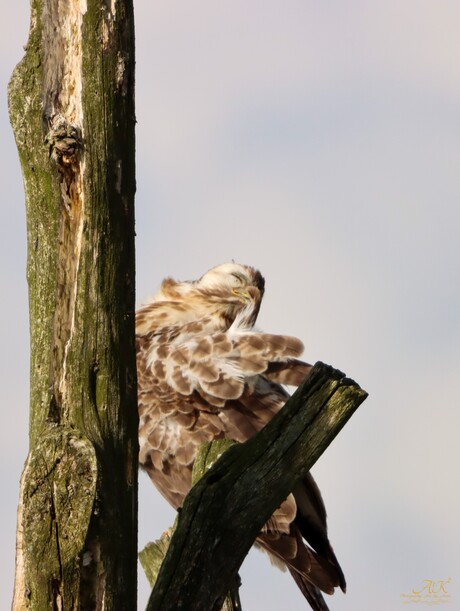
left=230, top=272, right=245, bottom=286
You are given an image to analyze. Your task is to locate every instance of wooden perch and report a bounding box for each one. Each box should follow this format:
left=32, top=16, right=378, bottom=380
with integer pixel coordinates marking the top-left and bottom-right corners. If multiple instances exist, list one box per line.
left=145, top=361, right=368, bottom=611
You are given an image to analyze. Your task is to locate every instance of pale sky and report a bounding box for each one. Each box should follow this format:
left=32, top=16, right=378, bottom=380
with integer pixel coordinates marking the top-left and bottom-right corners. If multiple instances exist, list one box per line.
left=1, top=2, right=460, bottom=609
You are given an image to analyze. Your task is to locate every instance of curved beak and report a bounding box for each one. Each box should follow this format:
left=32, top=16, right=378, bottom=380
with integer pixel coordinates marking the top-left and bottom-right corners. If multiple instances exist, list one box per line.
left=231, top=288, right=251, bottom=303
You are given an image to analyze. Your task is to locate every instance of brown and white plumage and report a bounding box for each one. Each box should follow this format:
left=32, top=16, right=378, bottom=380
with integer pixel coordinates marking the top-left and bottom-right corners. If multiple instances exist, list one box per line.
left=136, top=263, right=345, bottom=610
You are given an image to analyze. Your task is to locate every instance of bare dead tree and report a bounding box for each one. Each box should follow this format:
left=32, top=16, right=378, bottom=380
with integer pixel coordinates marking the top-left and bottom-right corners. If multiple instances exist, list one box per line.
left=8, top=1, right=137, bottom=608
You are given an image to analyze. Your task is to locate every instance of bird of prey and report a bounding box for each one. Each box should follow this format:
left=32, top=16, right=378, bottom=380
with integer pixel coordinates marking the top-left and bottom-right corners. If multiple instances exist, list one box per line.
left=136, top=262, right=345, bottom=610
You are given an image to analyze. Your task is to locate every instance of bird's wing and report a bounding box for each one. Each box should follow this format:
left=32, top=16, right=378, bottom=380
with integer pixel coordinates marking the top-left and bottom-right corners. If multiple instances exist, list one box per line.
left=143, top=321, right=306, bottom=405
left=137, top=322, right=309, bottom=504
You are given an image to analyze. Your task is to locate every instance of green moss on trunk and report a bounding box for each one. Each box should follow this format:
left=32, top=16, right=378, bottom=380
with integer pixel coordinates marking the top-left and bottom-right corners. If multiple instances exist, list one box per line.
left=9, top=1, right=137, bottom=609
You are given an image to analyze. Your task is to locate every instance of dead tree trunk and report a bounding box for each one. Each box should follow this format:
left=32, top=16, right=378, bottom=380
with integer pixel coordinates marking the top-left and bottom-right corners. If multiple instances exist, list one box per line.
left=8, top=1, right=137, bottom=609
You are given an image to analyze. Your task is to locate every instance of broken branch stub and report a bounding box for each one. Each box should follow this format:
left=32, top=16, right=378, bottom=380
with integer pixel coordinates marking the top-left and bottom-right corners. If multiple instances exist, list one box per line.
left=146, top=361, right=367, bottom=611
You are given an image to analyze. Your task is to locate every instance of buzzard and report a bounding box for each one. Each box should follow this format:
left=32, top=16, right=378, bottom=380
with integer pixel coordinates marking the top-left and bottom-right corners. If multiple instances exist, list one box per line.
left=136, top=263, right=345, bottom=610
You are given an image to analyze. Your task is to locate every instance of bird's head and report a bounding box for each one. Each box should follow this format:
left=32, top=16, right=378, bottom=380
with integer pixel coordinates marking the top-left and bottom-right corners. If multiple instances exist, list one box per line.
left=193, top=262, right=265, bottom=327
left=196, top=263, right=264, bottom=300
left=137, top=263, right=265, bottom=334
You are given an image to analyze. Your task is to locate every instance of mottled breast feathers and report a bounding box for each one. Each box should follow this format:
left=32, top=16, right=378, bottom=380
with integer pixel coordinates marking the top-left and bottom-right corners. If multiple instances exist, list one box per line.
left=136, top=263, right=345, bottom=611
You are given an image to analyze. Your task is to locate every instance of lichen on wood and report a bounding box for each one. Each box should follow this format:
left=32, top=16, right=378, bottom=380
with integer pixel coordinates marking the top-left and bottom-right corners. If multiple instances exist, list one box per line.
left=9, top=1, right=137, bottom=609
left=22, top=427, right=97, bottom=604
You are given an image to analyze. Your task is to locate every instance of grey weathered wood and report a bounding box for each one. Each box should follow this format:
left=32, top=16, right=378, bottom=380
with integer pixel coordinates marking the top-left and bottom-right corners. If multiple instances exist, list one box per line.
left=146, top=362, right=367, bottom=611
left=9, top=1, right=137, bottom=609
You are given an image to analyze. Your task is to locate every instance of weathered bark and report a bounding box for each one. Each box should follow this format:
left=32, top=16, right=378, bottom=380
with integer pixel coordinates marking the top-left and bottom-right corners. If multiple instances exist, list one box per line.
left=140, top=439, right=242, bottom=609
left=8, top=1, right=137, bottom=609
left=141, top=545, right=242, bottom=611
left=146, top=362, right=367, bottom=611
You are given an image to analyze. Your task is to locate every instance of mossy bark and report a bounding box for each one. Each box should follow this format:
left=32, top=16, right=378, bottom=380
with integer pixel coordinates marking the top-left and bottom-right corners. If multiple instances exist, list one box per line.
left=9, top=1, right=137, bottom=609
